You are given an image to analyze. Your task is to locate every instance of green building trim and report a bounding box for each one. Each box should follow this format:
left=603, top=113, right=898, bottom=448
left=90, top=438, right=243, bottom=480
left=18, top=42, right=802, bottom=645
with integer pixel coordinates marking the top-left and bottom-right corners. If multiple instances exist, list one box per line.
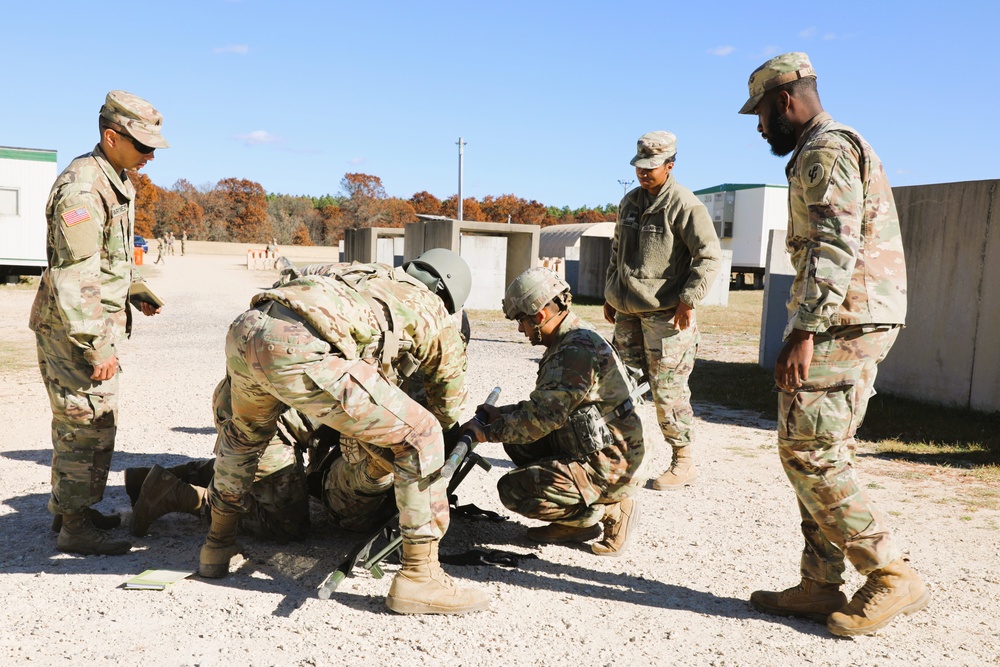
left=693, top=183, right=787, bottom=195
left=0, top=147, right=58, bottom=163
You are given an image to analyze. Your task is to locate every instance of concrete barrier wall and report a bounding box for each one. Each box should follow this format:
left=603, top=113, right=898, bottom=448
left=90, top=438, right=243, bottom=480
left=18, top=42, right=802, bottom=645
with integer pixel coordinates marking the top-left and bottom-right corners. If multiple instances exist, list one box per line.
left=759, top=180, right=1000, bottom=413
left=879, top=179, right=1000, bottom=411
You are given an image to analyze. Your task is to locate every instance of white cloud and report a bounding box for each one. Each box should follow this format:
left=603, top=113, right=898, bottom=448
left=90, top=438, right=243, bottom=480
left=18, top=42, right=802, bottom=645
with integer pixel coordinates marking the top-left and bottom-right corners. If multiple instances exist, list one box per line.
left=708, top=45, right=735, bottom=57
left=213, top=44, right=250, bottom=55
left=799, top=27, right=817, bottom=38
left=235, top=130, right=281, bottom=146
left=349, top=157, right=366, bottom=165
left=758, top=45, right=780, bottom=57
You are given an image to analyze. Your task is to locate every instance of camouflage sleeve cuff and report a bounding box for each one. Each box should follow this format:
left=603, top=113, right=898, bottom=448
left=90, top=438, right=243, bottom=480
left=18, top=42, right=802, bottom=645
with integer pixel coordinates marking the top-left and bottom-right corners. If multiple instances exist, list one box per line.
left=789, top=309, right=830, bottom=333
left=83, top=343, right=116, bottom=366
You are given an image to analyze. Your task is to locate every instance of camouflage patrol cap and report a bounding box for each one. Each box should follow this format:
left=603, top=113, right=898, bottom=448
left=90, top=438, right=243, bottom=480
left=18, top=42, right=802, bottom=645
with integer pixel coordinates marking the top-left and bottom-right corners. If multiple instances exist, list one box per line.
left=738, top=52, right=816, bottom=115
left=99, top=90, right=169, bottom=148
left=630, top=131, right=676, bottom=169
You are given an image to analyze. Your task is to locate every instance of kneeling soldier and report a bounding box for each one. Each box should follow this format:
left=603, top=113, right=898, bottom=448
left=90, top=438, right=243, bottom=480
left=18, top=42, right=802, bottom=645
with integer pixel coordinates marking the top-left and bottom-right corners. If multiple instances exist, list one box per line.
left=464, top=268, right=646, bottom=556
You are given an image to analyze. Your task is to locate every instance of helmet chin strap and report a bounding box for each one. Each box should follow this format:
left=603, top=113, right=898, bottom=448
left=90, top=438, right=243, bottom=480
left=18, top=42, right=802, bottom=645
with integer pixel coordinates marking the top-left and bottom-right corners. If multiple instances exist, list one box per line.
left=528, top=308, right=567, bottom=345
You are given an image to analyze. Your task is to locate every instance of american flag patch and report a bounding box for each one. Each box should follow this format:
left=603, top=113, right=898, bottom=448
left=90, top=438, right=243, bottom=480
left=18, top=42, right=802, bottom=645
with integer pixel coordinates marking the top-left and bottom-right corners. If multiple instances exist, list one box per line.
left=61, top=206, right=92, bottom=227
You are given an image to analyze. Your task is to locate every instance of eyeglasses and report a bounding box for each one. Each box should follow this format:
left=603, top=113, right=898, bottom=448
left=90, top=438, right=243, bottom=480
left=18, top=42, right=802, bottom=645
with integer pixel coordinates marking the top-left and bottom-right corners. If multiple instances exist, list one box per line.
left=114, top=128, right=155, bottom=155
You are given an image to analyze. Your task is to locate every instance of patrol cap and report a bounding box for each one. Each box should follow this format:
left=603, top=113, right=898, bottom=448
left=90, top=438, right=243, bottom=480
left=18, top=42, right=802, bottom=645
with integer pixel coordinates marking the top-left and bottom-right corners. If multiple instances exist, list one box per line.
left=99, top=90, right=169, bottom=148
left=738, top=52, right=816, bottom=115
left=630, top=131, right=676, bottom=169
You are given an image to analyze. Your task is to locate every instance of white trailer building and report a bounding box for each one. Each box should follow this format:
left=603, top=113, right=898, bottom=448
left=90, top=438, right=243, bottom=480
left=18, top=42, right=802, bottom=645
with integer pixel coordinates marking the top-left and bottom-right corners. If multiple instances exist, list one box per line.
left=0, top=145, right=57, bottom=278
left=693, top=183, right=788, bottom=288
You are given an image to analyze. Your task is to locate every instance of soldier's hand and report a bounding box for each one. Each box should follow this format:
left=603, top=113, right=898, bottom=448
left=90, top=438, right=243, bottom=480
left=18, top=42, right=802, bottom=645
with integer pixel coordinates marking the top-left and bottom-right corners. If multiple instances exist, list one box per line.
left=602, top=301, right=616, bottom=325
left=91, top=355, right=119, bottom=381
left=476, top=403, right=501, bottom=424
left=462, top=419, right=488, bottom=443
left=674, top=301, right=695, bottom=331
left=139, top=301, right=162, bottom=316
left=775, top=329, right=814, bottom=391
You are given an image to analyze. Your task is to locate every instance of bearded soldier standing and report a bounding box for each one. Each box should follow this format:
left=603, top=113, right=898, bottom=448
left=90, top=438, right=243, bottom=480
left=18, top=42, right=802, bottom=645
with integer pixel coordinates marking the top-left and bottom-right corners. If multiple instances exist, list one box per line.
left=739, top=52, right=929, bottom=636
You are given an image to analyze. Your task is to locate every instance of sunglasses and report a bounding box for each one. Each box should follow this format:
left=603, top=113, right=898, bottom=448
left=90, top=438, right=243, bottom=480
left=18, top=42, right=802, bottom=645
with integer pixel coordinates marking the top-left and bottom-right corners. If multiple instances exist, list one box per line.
left=114, top=128, right=155, bottom=155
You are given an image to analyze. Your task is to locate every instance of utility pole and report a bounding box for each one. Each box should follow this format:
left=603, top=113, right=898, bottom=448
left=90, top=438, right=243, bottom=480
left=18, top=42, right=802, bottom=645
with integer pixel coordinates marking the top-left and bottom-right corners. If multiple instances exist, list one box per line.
left=456, top=137, right=467, bottom=221
left=617, top=178, right=634, bottom=199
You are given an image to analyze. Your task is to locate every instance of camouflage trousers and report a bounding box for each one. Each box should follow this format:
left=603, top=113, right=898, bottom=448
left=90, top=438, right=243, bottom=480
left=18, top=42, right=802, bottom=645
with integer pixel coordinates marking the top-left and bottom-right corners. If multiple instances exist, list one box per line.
left=497, top=430, right=642, bottom=528
left=614, top=310, right=698, bottom=448
left=210, top=377, right=310, bottom=542
left=778, top=324, right=902, bottom=582
left=35, top=332, right=118, bottom=515
left=322, top=436, right=397, bottom=532
left=209, top=304, right=448, bottom=543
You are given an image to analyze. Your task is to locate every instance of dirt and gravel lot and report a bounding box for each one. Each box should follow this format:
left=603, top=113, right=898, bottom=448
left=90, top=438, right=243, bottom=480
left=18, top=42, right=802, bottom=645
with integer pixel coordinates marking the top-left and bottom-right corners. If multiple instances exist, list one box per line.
left=1, top=253, right=998, bottom=666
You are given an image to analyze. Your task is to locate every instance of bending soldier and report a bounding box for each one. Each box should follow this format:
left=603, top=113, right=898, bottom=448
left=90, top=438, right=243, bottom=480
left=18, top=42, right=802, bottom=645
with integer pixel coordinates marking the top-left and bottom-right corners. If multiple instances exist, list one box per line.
left=464, top=268, right=646, bottom=556
left=198, top=249, right=489, bottom=615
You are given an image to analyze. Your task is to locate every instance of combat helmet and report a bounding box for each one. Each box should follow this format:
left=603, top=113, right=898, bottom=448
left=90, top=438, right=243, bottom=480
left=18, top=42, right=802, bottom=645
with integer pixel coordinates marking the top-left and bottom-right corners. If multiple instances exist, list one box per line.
left=403, top=248, right=472, bottom=314
left=502, top=267, right=572, bottom=320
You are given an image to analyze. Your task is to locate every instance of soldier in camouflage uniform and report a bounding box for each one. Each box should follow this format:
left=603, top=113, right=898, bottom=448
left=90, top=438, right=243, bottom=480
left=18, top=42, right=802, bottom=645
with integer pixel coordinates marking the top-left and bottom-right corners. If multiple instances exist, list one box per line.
left=604, top=131, right=721, bottom=491
left=465, top=268, right=646, bottom=556
left=739, top=52, right=929, bottom=637
left=126, top=272, right=473, bottom=543
left=125, top=375, right=312, bottom=543
left=198, top=249, right=489, bottom=615
left=29, top=91, right=168, bottom=556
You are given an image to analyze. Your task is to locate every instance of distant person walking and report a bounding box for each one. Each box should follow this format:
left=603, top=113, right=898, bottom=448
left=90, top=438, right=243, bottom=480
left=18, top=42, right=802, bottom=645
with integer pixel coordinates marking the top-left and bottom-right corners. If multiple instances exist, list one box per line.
left=603, top=131, right=721, bottom=492
left=738, top=51, right=928, bottom=637
left=154, top=236, right=166, bottom=264
left=167, top=231, right=175, bottom=255
left=29, top=90, right=167, bottom=556
left=181, top=230, right=187, bottom=255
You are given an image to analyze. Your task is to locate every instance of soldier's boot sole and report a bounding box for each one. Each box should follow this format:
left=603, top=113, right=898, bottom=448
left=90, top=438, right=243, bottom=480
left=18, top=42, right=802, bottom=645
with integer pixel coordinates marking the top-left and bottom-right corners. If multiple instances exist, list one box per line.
left=198, top=543, right=241, bottom=578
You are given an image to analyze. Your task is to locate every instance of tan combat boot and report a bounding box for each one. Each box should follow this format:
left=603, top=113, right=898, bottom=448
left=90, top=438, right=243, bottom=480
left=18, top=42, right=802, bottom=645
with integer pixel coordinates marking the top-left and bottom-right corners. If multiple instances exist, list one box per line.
left=51, top=507, right=121, bottom=533
left=124, top=467, right=151, bottom=507
left=198, top=509, right=242, bottom=578
left=652, top=446, right=696, bottom=490
left=827, top=559, right=930, bottom=636
left=56, top=512, right=131, bottom=556
left=750, top=578, right=848, bottom=622
left=592, top=498, right=640, bottom=556
left=129, top=465, right=206, bottom=537
left=525, top=522, right=602, bottom=544
left=385, top=541, right=490, bottom=615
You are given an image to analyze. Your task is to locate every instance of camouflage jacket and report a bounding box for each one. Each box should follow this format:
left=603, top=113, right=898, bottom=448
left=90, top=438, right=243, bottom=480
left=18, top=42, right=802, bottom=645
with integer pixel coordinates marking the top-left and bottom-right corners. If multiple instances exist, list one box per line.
left=605, top=174, right=721, bottom=315
left=29, top=144, right=135, bottom=365
left=254, top=262, right=468, bottom=428
left=485, top=312, right=644, bottom=457
left=784, top=112, right=907, bottom=336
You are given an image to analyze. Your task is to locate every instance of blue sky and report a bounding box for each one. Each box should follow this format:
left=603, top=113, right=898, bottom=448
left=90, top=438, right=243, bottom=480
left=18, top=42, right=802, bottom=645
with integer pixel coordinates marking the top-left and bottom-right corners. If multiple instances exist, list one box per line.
left=3, top=1, right=996, bottom=209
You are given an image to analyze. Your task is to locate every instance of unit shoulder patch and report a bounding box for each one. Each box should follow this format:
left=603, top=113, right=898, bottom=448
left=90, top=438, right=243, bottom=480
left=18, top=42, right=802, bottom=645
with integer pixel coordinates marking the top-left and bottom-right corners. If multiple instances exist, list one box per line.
left=799, top=149, right=839, bottom=206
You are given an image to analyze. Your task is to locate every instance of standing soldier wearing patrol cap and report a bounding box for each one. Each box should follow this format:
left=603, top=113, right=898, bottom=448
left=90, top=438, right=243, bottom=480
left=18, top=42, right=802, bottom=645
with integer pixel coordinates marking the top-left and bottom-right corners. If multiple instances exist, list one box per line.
left=739, top=52, right=929, bottom=637
left=29, top=90, right=168, bottom=555
left=465, top=268, right=647, bottom=556
left=604, top=131, right=721, bottom=492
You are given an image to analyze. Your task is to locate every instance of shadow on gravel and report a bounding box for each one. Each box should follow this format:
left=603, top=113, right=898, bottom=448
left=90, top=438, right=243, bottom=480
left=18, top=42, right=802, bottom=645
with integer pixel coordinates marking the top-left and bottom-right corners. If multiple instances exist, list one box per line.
left=1, top=448, right=214, bottom=471
left=172, top=426, right=218, bottom=435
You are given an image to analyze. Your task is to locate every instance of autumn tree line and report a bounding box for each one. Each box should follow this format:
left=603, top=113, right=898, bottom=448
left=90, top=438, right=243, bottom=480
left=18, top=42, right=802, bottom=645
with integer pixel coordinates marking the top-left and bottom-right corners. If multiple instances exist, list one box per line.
left=129, top=171, right=619, bottom=246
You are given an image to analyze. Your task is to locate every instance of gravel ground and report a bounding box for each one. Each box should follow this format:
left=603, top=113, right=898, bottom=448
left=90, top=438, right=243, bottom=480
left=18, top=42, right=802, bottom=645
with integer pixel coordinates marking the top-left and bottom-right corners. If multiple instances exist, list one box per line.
left=1, top=253, right=998, bottom=667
